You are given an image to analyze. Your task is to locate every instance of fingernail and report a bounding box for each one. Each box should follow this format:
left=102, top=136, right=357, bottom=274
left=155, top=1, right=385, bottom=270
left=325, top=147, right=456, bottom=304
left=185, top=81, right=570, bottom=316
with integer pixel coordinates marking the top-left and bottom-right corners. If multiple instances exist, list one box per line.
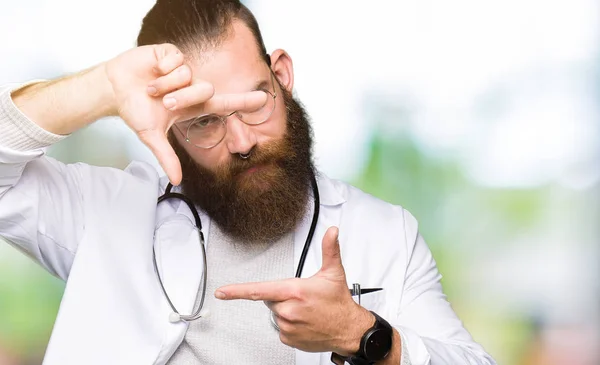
left=215, top=291, right=226, bottom=300
left=164, top=97, right=176, bottom=110
left=147, top=85, right=157, bottom=96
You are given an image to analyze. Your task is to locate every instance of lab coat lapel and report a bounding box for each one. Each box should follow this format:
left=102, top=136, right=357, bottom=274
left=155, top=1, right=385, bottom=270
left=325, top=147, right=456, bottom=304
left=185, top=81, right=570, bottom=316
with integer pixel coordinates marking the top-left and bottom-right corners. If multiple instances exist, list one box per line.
left=151, top=189, right=213, bottom=364
left=294, top=173, right=345, bottom=365
left=155, top=196, right=211, bottom=317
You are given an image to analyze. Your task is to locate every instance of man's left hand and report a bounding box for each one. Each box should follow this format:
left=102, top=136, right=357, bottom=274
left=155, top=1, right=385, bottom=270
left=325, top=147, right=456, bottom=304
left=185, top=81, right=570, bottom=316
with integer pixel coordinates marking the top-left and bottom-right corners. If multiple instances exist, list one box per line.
left=215, top=226, right=374, bottom=355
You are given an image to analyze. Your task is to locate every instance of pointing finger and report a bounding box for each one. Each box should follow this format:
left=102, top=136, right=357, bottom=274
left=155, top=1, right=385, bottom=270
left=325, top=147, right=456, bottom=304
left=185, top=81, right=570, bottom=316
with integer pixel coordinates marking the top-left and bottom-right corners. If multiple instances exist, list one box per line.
left=215, top=279, right=297, bottom=302
left=202, top=90, right=268, bottom=114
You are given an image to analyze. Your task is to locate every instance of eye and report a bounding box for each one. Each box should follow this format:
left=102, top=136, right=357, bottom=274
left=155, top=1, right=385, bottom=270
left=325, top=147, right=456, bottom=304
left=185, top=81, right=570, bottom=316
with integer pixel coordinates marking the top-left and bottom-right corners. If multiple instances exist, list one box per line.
left=189, top=115, right=221, bottom=129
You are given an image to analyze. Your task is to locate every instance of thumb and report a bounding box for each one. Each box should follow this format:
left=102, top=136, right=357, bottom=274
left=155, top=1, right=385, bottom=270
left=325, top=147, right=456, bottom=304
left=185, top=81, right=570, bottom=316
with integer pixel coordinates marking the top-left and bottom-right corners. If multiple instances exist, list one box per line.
left=138, top=129, right=182, bottom=186
left=320, top=226, right=343, bottom=272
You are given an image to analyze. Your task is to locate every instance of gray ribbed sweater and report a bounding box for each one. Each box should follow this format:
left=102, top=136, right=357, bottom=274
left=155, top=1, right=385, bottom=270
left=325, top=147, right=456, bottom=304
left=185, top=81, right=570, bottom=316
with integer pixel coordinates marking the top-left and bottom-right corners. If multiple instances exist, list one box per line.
left=166, top=222, right=295, bottom=364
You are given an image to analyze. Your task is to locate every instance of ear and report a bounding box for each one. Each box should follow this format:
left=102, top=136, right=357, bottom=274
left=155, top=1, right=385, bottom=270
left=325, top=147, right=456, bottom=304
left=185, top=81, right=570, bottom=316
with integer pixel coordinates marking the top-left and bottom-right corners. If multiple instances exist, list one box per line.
left=269, top=49, right=294, bottom=92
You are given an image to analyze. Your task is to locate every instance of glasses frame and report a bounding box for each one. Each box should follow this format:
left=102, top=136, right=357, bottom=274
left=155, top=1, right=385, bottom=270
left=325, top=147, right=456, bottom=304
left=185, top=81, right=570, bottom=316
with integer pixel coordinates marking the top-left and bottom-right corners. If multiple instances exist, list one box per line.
left=174, top=71, right=278, bottom=149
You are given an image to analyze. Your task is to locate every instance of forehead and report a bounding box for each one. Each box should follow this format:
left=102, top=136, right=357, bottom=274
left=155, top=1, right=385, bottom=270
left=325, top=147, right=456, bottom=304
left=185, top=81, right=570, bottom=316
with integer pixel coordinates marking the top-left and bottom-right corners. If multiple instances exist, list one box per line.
left=187, top=20, right=268, bottom=93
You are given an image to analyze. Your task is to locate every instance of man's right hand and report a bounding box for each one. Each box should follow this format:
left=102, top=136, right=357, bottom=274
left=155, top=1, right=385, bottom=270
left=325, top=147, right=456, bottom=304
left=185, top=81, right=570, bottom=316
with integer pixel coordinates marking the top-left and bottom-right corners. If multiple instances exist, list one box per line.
left=104, top=43, right=267, bottom=185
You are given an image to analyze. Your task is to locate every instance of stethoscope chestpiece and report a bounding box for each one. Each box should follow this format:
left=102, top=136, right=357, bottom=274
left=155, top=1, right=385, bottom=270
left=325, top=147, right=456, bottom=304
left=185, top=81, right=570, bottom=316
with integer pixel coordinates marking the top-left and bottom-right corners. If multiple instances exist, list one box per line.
left=169, top=308, right=211, bottom=323
left=169, top=312, right=181, bottom=323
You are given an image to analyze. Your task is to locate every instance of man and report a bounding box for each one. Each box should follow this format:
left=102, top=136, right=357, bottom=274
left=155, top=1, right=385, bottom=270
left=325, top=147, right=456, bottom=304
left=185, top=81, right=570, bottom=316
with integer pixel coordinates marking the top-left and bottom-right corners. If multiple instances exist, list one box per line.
left=0, top=0, right=495, bottom=364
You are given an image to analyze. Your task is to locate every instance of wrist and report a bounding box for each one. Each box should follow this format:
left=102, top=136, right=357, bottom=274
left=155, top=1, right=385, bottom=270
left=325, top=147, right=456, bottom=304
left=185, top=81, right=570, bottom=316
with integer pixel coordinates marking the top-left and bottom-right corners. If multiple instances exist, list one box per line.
left=336, top=305, right=375, bottom=357
left=98, top=62, right=118, bottom=117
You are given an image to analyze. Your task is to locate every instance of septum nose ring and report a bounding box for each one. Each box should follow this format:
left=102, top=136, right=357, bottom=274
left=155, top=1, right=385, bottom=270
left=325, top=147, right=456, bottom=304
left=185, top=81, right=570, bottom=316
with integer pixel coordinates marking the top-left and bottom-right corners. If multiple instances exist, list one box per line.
left=239, top=152, right=251, bottom=160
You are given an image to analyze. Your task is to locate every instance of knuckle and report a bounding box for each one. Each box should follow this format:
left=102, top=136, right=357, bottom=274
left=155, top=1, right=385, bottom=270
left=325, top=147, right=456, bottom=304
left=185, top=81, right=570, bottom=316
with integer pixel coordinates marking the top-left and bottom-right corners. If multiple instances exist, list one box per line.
left=156, top=62, right=170, bottom=75
left=137, top=128, right=158, bottom=145
left=248, top=290, right=262, bottom=301
left=221, top=98, right=231, bottom=113
left=177, top=64, right=190, bottom=79
left=278, top=306, right=297, bottom=322
left=171, top=92, right=188, bottom=107
left=173, top=68, right=191, bottom=87
left=162, top=43, right=180, bottom=57
left=196, top=82, right=215, bottom=98
left=153, top=78, right=168, bottom=92
left=152, top=44, right=165, bottom=63
left=160, top=43, right=174, bottom=54
left=289, top=282, right=305, bottom=300
left=156, top=48, right=183, bottom=73
left=240, top=95, right=251, bottom=111
left=276, top=318, right=291, bottom=333
left=279, top=333, right=292, bottom=347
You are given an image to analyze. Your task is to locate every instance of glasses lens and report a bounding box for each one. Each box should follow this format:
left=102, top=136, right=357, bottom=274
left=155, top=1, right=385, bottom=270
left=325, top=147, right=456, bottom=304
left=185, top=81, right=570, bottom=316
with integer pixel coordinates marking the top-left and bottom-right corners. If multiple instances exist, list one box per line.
left=187, top=115, right=226, bottom=148
left=238, top=90, right=275, bottom=125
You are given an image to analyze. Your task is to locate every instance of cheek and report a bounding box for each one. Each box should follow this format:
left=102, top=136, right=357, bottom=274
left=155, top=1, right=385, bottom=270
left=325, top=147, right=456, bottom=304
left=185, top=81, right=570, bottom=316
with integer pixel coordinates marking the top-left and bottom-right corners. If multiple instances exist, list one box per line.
left=190, top=147, right=231, bottom=171
left=174, top=133, right=228, bottom=171
left=255, top=103, right=287, bottom=143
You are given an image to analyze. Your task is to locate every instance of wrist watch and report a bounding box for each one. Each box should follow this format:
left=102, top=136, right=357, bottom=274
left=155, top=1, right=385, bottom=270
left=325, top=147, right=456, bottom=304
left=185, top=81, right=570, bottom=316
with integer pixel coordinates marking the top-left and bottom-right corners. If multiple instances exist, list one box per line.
left=346, top=311, right=394, bottom=364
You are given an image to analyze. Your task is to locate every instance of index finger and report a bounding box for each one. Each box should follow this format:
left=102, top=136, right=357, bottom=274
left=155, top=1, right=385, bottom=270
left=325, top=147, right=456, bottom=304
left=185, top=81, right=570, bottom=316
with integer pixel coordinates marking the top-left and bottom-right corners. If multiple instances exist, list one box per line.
left=202, top=90, right=268, bottom=114
left=215, top=279, right=294, bottom=302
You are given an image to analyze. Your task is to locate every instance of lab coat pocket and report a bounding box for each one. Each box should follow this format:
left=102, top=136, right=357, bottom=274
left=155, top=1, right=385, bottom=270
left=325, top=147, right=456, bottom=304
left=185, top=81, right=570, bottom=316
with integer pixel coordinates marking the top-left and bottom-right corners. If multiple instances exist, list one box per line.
left=354, top=290, right=386, bottom=312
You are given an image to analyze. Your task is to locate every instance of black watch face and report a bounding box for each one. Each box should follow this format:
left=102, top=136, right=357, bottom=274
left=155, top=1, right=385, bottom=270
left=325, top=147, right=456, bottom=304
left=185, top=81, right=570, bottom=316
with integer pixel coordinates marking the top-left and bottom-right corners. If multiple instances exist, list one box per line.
left=364, top=329, right=393, bottom=360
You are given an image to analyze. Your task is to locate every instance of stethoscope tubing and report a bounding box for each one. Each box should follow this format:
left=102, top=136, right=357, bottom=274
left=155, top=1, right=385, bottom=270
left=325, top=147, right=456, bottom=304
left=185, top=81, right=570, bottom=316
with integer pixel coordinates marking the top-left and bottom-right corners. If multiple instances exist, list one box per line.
left=153, top=171, right=320, bottom=324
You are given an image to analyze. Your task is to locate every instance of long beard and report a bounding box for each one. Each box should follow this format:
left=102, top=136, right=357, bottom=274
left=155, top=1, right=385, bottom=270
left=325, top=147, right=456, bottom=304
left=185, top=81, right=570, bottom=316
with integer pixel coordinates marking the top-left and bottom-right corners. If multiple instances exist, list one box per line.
left=170, top=88, right=315, bottom=243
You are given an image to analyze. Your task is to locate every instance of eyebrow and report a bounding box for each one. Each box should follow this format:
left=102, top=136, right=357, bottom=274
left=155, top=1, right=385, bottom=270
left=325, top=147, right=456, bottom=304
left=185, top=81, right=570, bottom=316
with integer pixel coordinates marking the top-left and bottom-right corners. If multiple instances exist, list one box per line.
left=252, top=78, right=270, bottom=92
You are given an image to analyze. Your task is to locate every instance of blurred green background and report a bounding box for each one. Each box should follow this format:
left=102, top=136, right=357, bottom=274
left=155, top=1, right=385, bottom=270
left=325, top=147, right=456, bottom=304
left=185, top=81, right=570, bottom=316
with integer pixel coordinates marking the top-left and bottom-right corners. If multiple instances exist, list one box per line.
left=0, top=0, right=598, bottom=364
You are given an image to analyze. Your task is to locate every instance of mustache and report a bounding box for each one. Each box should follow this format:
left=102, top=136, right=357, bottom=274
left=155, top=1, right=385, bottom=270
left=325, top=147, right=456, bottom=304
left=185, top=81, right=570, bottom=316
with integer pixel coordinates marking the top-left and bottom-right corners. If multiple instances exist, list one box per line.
left=216, top=137, right=294, bottom=180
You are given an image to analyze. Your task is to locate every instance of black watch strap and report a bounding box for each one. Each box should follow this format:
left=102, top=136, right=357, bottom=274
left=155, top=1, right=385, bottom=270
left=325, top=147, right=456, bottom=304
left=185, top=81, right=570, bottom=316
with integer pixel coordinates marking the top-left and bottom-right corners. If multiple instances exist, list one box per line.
left=331, top=311, right=393, bottom=365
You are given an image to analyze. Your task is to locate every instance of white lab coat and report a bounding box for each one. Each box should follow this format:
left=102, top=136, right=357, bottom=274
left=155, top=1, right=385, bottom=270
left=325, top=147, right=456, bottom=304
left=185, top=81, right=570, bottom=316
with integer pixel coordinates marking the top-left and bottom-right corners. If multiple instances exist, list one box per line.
left=0, top=88, right=496, bottom=365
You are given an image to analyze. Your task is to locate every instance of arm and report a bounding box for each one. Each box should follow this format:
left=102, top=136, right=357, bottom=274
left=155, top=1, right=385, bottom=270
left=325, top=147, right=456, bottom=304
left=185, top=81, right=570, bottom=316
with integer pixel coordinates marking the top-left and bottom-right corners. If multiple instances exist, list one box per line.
left=9, top=45, right=184, bottom=182
left=11, top=64, right=116, bottom=136
left=8, top=43, right=267, bottom=185
left=389, top=209, right=497, bottom=365
left=0, top=82, right=86, bottom=280
left=0, top=46, right=179, bottom=279
left=0, top=61, right=136, bottom=279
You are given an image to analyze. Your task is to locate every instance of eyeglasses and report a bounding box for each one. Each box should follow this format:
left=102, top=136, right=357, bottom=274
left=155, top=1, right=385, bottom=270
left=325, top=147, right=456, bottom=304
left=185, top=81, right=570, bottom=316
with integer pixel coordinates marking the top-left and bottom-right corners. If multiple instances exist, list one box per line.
left=174, top=71, right=278, bottom=149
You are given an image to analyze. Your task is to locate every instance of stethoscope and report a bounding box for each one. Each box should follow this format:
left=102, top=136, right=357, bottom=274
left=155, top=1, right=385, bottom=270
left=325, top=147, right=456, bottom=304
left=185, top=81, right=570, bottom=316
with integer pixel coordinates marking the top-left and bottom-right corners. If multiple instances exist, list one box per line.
left=152, top=172, right=320, bottom=328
